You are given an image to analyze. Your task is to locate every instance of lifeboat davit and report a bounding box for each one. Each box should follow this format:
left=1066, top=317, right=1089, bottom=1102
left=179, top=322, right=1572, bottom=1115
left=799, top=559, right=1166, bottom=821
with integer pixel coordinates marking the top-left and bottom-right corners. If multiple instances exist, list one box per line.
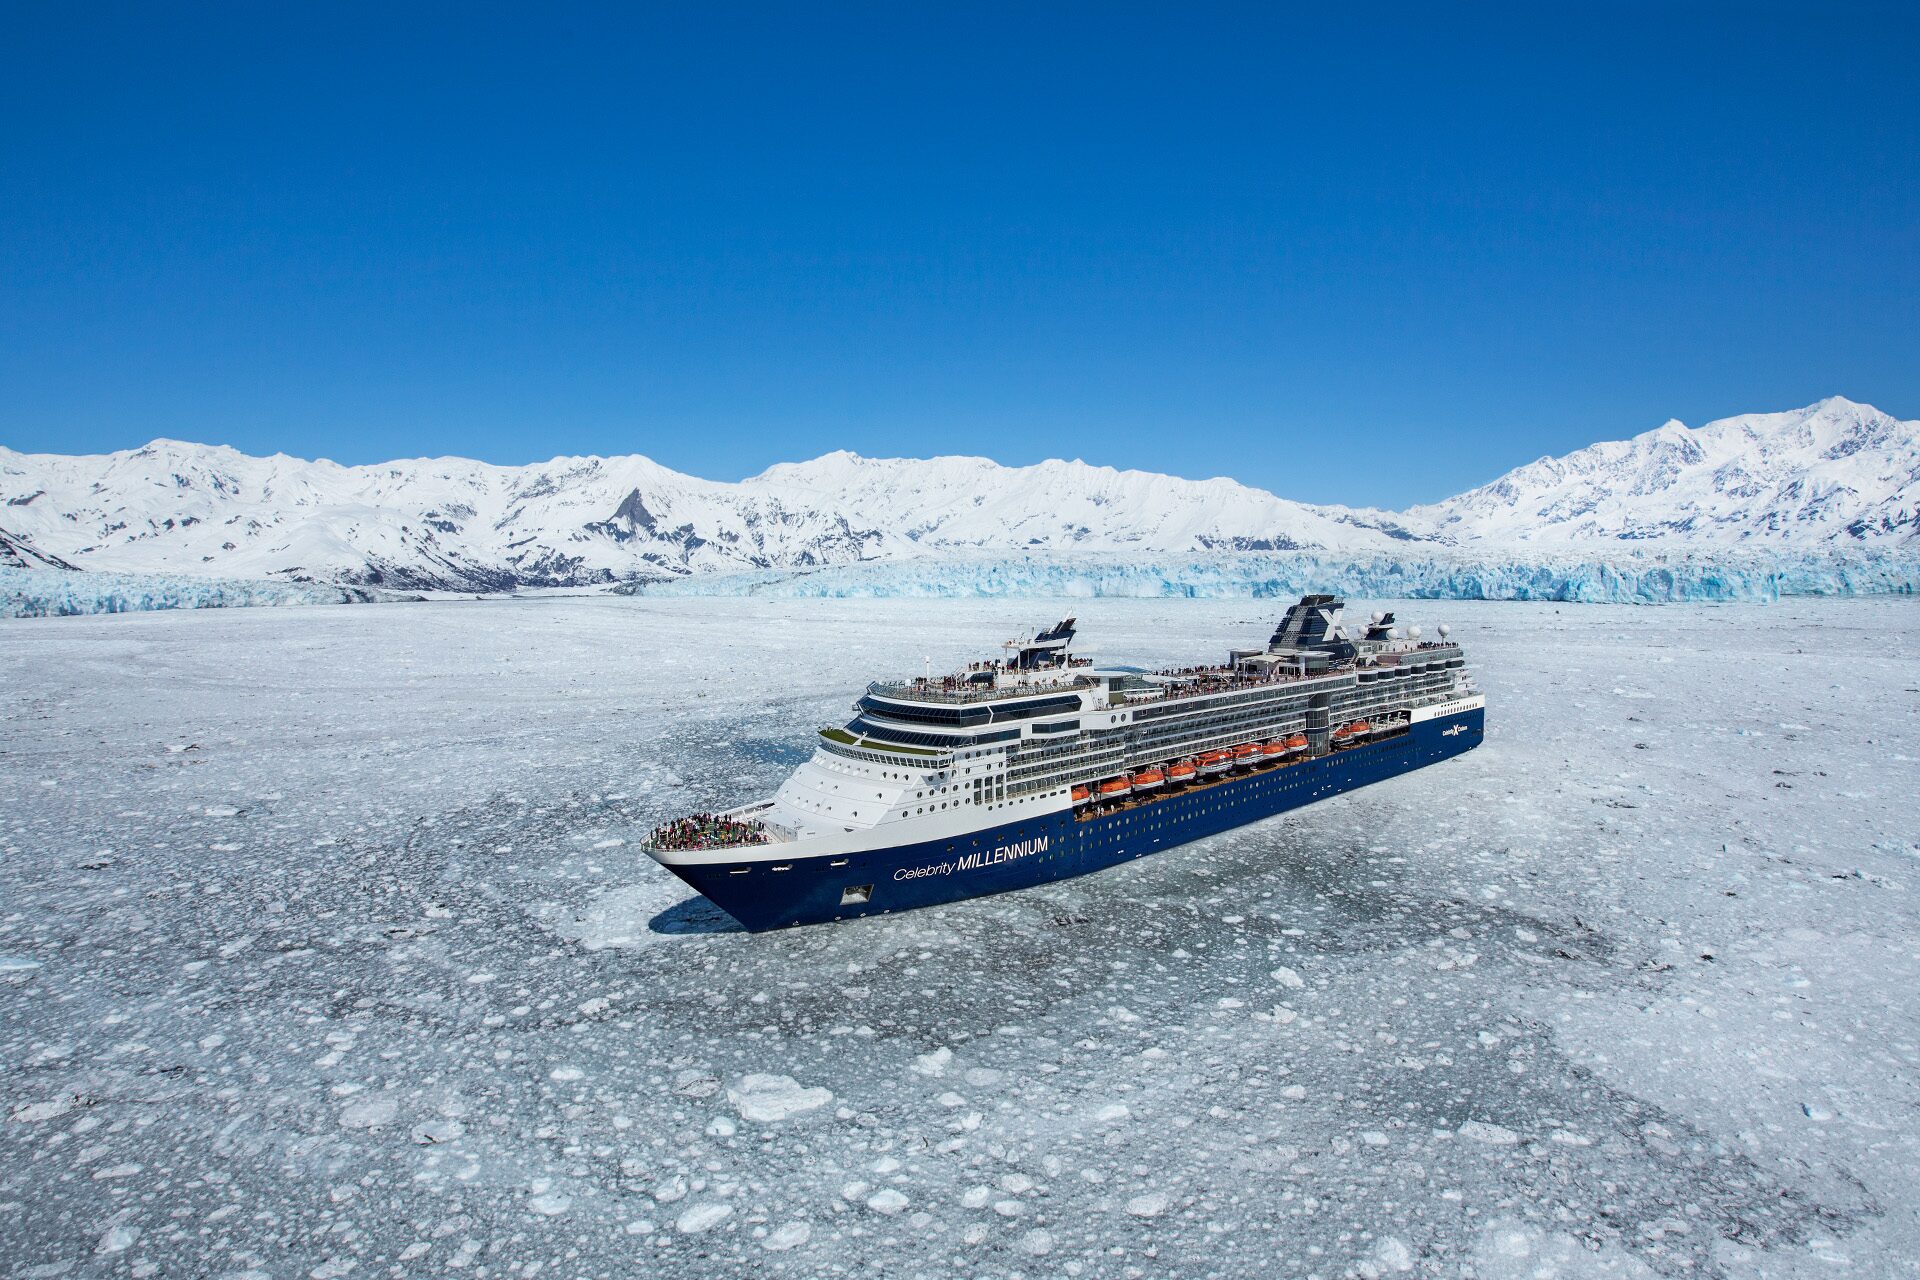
left=1071, top=785, right=1091, bottom=807
left=1132, top=767, right=1165, bottom=792
left=1232, top=743, right=1260, bottom=767
left=1097, top=777, right=1132, bottom=800
left=1167, top=760, right=1197, bottom=784
left=1198, top=749, right=1232, bottom=774
left=1283, top=732, right=1309, bottom=753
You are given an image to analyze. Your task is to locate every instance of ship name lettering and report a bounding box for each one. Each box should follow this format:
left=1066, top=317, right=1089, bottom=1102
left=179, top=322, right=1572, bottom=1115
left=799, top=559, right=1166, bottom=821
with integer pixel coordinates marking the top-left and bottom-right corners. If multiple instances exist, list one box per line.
left=893, top=836, right=1049, bottom=881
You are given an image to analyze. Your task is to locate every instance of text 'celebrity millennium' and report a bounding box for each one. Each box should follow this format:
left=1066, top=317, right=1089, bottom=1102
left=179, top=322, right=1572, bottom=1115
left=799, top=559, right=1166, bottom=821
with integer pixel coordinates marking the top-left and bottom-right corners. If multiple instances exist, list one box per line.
left=645, top=595, right=1485, bottom=930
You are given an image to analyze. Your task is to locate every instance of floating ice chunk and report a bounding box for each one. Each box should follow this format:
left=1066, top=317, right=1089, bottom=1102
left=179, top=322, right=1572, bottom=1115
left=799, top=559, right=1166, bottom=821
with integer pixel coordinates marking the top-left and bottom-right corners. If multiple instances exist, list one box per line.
left=764, top=1222, right=811, bottom=1251
left=338, top=1094, right=399, bottom=1130
left=204, top=805, right=240, bottom=817
left=673, top=1069, right=720, bottom=1098
left=549, top=1066, right=584, bottom=1082
left=961, top=1185, right=992, bottom=1209
left=1458, top=1120, right=1520, bottom=1145
left=528, top=1193, right=571, bottom=1216
left=1094, top=1103, right=1130, bottom=1123
left=1127, top=1192, right=1170, bottom=1217
left=410, top=1120, right=464, bottom=1145
left=1271, top=966, right=1306, bottom=989
left=1474, top=1218, right=1658, bottom=1279
left=937, top=1091, right=966, bottom=1108
left=1020, top=1228, right=1055, bottom=1255
left=911, top=1046, right=953, bottom=1077
left=728, top=1073, right=832, bottom=1122
left=866, top=1189, right=909, bottom=1215
left=0, top=957, right=42, bottom=973
left=707, top=1115, right=737, bottom=1137
left=10, top=1097, right=71, bottom=1123
left=1370, top=1236, right=1414, bottom=1273
left=96, top=1225, right=140, bottom=1254
left=676, top=1202, right=732, bottom=1233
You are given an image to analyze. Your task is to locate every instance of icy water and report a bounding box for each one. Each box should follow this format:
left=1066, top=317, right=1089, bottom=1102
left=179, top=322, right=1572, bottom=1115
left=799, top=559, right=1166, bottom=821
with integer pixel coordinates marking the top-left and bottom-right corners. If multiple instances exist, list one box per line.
left=2, top=597, right=1917, bottom=1280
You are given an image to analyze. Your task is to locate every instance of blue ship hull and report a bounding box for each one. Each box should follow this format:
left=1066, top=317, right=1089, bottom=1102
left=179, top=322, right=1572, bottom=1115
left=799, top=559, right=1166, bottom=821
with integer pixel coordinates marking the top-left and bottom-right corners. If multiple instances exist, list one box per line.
left=669, top=706, right=1485, bottom=931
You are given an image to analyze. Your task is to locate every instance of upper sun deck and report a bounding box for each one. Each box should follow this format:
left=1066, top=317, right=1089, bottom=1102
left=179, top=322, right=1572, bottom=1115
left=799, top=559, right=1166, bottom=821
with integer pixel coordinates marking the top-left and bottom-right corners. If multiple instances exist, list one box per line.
left=866, top=668, right=1096, bottom=705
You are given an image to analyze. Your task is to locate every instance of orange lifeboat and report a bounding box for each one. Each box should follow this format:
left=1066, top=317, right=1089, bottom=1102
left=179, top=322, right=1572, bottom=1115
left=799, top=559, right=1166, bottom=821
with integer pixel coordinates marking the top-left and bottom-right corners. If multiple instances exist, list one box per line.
left=1261, top=740, right=1288, bottom=759
left=1071, top=785, right=1091, bottom=807
left=1283, top=732, right=1309, bottom=753
left=1198, top=749, right=1232, bottom=774
left=1331, top=723, right=1358, bottom=745
left=1351, top=719, right=1373, bottom=739
left=1132, top=767, right=1165, bottom=792
left=1168, top=760, right=1197, bottom=784
left=1232, top=743, right=1260, bottom=767
left=1096, top=777, right=1132, bottom=800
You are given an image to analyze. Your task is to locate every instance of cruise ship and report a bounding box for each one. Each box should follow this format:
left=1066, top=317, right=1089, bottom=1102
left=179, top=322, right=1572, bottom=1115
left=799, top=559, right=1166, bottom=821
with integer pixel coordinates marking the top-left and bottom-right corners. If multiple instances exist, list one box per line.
left=645, top=595, right=1484, bottom=931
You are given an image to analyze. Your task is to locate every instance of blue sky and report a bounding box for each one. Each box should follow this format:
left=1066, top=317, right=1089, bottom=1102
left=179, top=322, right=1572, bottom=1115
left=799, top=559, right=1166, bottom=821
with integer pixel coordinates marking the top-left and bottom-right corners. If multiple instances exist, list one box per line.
left=2, top=4, right=1915, bottom=507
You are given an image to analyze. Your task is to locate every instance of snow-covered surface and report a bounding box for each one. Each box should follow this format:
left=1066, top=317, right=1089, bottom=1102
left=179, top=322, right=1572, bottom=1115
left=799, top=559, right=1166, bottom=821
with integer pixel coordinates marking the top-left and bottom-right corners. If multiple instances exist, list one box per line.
left=3, top=397, right=1913, bottom=592
left=3, top=595, right=1917, bottom=1276
left=0, top=567, right=419, bottom=618
left=632, top=548, right=1920, bottom=603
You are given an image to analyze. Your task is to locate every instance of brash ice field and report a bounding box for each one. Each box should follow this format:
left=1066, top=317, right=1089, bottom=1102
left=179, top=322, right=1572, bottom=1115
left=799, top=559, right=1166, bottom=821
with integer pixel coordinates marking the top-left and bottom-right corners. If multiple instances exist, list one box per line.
left=2, top=597, right=1917, bottom=1278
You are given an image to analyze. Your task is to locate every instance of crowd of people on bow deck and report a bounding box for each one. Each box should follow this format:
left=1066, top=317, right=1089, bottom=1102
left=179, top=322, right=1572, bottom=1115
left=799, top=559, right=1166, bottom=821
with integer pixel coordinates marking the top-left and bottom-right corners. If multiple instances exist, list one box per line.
left=648, top=813, right=770, bottom=850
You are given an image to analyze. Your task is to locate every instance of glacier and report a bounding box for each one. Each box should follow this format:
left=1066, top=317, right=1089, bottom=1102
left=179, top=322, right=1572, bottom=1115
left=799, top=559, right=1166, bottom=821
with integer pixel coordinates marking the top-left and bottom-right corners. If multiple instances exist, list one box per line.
left=3, top=594, right=1918, bottom=1276
left=0, top=567, right=419, bottom=618
left=631, top=548, right=1920, bottom=604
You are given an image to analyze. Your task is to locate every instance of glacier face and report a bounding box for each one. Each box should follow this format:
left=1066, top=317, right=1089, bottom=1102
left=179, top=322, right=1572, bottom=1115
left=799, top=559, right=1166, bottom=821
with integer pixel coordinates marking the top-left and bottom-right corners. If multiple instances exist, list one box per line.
left=0, top=568, right=418, bottom=618
left=630, top=549, right=1920, bottom=604
left=1, top=397, right=1914, bottom=595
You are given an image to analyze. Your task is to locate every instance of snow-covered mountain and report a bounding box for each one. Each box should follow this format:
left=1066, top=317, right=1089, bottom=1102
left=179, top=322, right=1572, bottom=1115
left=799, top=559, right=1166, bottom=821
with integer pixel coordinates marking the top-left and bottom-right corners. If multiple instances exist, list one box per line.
left=2, top=397, right=1913, bottom=590
left=1413, top=397, right=1919, bottom=545
left=0, top=443, right=1425, bottom=590
left=0, top=525, right=76, bottom=570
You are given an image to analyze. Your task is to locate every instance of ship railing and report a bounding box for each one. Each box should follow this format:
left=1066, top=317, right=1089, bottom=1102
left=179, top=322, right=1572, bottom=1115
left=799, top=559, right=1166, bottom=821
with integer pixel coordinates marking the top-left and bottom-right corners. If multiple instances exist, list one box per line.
left=818, top=734, right=954, bottom=769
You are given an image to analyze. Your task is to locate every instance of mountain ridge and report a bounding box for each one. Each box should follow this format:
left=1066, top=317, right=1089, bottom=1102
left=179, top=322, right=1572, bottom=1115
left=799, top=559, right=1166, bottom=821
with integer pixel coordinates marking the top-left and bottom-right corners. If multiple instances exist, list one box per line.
left=3, top=397, right=1913, bottom=591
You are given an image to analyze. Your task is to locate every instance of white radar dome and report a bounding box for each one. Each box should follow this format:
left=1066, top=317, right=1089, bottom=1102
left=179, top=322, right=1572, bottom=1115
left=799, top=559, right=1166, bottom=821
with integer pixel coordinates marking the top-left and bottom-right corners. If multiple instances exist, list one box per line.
left=1438, top=624, right=1451, bottom=639
left=1407, top=626, right=1422, bottom=640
